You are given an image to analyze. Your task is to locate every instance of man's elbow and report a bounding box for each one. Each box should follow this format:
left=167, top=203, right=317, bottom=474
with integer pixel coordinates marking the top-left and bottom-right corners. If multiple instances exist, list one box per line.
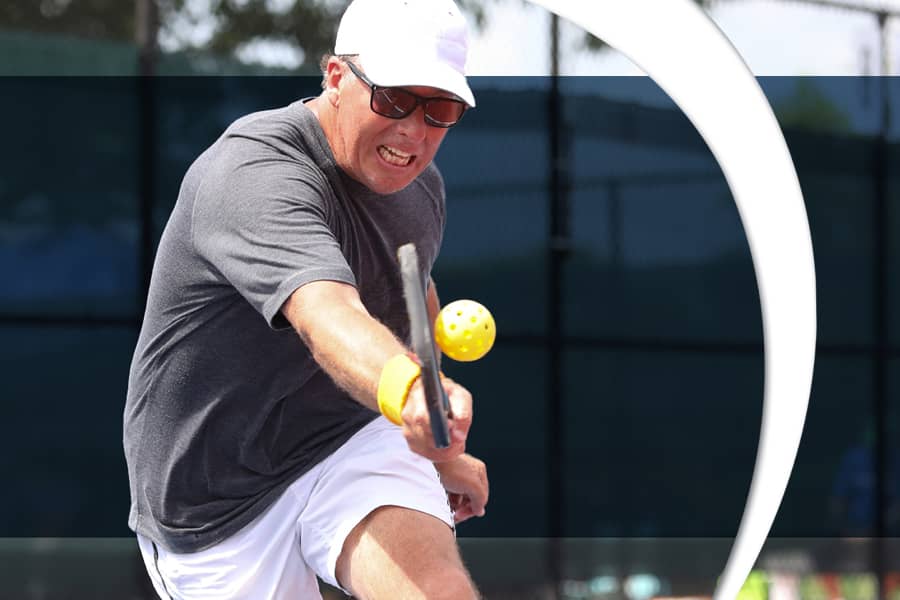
left=281, top=280, right=366, bottom=343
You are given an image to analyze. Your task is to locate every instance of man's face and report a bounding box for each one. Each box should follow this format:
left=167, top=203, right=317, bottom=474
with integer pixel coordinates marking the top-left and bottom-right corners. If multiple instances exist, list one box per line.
left=329, top=61, right=453, bottom=195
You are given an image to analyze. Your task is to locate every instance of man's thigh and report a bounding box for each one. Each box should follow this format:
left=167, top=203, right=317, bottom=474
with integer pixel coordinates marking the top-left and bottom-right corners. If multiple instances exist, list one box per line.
left=336, top=505, right=478, bottom=600
left=297, top=417, right=457, bottom=594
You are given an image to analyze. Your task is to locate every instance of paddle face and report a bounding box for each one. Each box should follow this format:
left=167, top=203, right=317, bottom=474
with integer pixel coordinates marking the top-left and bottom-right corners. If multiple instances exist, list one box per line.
left=397, top=243, right=451, bottom=449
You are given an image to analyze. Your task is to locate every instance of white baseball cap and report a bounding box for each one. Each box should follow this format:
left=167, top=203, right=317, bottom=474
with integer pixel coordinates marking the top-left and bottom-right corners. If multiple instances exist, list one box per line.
left=334, top=0, right=476, bottom=108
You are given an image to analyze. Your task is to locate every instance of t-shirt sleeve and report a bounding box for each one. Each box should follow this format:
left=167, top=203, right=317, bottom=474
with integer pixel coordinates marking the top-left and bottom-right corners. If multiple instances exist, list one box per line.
left=191, top=150, right=355, bottom=330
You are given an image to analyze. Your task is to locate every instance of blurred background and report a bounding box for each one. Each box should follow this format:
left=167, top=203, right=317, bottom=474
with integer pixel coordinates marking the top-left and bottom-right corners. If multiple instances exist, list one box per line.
left=1, top=0, right=899, bottom=598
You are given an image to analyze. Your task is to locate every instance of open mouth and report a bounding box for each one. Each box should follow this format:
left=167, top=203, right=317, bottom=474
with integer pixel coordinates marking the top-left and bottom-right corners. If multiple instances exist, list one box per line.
left=378, top=145, right=415, bottom=167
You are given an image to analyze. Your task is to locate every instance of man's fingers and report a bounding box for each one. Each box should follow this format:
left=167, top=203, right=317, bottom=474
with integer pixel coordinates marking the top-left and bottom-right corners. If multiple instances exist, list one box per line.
left=401, top=378, right=474, bottom=460
left=445, top=383, right=472, bottom=424
left=426, top=438, right=466, bottom=463
left=446, top=384, right=472, bottom=444
left=467, top=487, right=487, bottom=516
left=451, top=495, right=473, bottom=523
left=454, top=506, right=473, bottom=524
left=450, top=498, right=485, bottom=524
left=403, top=423, right=465, bottom=461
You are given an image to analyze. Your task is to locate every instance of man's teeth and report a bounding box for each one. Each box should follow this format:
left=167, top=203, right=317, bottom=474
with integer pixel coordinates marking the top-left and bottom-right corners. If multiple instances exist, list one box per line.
left=378, top=145, right=413, bottom=166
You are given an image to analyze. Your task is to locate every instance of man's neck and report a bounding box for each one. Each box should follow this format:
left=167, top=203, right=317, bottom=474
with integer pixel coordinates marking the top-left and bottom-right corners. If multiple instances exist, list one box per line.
left=304, top=95, right=322, bottom=120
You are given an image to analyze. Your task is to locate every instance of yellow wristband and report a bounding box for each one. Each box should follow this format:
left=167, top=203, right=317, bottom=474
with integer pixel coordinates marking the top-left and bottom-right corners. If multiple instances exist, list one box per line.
left=377, top=353, right=421, bottom=425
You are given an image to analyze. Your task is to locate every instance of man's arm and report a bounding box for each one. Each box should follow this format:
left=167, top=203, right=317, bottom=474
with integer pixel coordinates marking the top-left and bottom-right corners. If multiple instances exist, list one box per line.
left=281, top=280, right=471, bottom=461
left=283, top=280, right=401, bottom=410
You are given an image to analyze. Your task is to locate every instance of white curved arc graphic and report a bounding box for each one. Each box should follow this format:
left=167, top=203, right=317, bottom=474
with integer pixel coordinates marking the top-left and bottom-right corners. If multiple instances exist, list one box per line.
left=523, top=1, right=816, bottom=598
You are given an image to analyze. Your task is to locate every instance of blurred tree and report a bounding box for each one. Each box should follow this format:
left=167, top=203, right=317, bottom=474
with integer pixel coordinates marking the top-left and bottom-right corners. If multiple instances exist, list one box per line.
left=0, top=0, right=725, bottom=69
left=0, top=0, right=487, bottom=68
left=775, top=79, right=852, bottom=133
left=0, top=0, right=134, bottom=41
left=580, top=0, right=723, bottom=51
left=157, top=0, right=488, bottom=69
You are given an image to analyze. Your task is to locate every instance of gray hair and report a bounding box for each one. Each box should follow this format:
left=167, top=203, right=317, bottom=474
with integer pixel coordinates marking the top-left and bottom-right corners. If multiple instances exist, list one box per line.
left=319, top=54, right=359, bottom=89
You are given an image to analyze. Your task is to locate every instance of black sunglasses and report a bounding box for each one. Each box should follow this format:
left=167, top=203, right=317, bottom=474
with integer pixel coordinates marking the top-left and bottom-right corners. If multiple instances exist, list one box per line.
left=344, top=61, right=468, bottom=128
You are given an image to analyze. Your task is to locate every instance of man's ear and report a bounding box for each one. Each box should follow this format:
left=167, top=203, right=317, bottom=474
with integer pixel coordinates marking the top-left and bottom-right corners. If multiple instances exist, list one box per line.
left=325, top=58, right=345, bottom=107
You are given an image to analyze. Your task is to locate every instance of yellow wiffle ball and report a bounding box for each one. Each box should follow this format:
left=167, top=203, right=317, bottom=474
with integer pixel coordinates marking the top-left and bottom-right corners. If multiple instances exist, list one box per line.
left=434, top=299, right=496, bottom=362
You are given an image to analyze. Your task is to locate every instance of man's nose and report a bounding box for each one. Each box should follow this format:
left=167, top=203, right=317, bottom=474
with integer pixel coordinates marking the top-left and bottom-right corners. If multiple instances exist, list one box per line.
left=396, top=106, right=428, bottom=142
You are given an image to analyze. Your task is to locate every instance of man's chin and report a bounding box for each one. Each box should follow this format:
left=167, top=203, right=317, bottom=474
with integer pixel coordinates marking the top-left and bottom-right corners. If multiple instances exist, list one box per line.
left=367, top=173, right=420, bottom=196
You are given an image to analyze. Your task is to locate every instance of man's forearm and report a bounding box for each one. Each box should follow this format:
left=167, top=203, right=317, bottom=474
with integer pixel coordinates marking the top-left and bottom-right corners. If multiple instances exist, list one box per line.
left=282, top=282, right=408, bottom=413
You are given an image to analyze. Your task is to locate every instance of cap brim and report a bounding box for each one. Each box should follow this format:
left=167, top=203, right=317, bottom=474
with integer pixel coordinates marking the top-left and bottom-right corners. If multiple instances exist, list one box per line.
left=359, top=54, right=476, bottom=108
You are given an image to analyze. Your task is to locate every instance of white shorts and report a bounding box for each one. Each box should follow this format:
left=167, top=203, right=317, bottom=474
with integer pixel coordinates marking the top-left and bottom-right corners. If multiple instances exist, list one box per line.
left=137, top=416, right=454, bottom=599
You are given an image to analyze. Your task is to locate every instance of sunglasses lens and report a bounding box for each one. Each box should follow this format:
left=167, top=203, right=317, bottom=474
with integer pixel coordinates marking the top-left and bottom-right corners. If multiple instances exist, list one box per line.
left=424, top=99, right=466, bottom=127
left=372, top=88, right=419, bottom=118
left=369, top=82, right=466, bottom=127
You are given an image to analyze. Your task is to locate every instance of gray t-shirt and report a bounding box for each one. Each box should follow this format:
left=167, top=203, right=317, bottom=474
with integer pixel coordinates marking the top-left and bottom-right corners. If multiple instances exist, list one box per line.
left=124, top=100, right=446, bottom=553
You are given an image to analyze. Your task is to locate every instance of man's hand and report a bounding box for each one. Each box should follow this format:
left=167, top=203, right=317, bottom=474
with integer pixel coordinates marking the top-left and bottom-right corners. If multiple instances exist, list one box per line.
left=401, top=375, right=472, bottom=462
left=435, top=453, right=489, bottom=524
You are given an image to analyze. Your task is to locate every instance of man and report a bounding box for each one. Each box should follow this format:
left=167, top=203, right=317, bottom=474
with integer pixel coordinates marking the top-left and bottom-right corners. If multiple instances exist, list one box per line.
left=123, top=0, right=488, bottom=597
